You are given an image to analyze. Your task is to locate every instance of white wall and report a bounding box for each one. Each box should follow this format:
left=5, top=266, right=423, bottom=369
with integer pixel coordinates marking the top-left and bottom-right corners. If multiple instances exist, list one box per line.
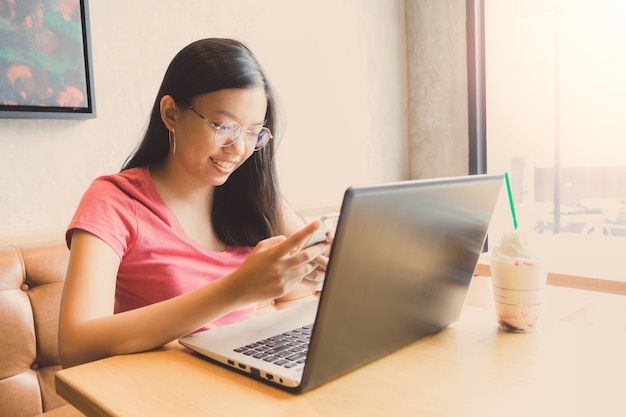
left=0, top=0, right=408, bottom=236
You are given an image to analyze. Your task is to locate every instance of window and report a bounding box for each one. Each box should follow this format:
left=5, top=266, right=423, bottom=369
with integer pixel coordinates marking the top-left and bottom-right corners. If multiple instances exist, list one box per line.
left=483, top=0, right=626, bottom=280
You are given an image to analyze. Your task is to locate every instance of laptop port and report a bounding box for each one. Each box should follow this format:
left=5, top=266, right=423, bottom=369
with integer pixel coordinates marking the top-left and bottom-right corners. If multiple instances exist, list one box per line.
left=227, top=360, right=235, bottom=366
left=266, top=373, right=274, bottom=381
left=238, top=363, right=246, bottom=370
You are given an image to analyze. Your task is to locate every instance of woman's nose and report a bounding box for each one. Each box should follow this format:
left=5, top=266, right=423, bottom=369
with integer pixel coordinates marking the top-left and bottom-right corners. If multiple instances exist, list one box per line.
left=224, top=135, right=248, bottom=155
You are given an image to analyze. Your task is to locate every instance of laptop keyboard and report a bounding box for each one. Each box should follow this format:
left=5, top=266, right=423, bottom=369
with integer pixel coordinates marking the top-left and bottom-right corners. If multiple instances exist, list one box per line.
left=233, top=324, right=313, bottom=369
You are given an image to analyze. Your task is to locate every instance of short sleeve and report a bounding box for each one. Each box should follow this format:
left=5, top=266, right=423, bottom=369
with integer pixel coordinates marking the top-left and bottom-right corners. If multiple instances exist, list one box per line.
left=66, top=176, right=138, bottom=258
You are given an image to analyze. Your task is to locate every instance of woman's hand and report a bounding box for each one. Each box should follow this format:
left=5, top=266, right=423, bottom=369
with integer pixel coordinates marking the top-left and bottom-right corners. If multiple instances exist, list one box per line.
left=299, top=230, right=333, bottom=291
left=231, top=221, right=331, bottom=302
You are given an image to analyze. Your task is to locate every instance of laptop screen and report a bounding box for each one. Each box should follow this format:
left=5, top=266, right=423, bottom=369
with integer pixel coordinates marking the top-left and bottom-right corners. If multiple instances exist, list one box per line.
left=301, top=174, right=503, bottom=391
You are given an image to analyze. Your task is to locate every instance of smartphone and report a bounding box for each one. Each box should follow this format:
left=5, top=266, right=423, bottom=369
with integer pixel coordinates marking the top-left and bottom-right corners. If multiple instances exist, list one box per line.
left=301, top=214, right=339, bottom=249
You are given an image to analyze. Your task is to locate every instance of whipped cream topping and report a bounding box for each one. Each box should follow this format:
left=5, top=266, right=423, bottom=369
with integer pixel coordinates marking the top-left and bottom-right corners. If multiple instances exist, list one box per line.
left=491, top=231, right=538, bottom=262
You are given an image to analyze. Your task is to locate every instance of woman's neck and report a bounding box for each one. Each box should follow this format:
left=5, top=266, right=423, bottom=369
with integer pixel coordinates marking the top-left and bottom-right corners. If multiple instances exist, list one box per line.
left=149, top=161, right=214, bottom=206
left=149, top=162, right=225, bottom=251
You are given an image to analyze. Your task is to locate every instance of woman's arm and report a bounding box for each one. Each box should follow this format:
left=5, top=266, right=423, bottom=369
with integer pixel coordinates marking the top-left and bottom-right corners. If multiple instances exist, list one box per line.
left=59, top=224, right=328, bottom=367
left=58, top=230, right=248, bottom=367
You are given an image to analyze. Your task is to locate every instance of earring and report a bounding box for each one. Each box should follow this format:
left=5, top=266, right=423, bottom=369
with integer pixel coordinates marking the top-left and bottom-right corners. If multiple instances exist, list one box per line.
left=168, top=130, right=176, bottom=155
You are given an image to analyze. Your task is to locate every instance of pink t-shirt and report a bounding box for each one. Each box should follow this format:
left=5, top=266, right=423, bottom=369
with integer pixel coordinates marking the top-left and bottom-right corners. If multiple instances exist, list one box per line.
left=66, top=166, right=256, bottom=329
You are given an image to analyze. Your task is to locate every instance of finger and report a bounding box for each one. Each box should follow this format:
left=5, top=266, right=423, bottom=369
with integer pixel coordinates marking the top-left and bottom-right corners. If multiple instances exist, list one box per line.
left=301, top=274, right=325, bottom=292
left=257, top=235, right=287, bottom=248
left=311, top=254, right=329, bottom=271
left=251, top=235, right=287, bottom=254
left=295, top=241, right=330, bottom=264
left=303, top=267, right=326, bottom=282
left=277, top=221, right=323, bottom=256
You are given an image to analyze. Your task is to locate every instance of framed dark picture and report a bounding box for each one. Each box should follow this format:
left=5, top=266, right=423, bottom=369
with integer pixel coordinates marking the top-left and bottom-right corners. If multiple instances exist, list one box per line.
left=0, top=0, right=95, bottom=119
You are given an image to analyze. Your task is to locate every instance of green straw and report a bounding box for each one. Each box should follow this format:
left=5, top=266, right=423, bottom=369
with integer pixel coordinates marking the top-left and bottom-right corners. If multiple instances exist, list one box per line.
left=504, top=172, right=518, bottom=230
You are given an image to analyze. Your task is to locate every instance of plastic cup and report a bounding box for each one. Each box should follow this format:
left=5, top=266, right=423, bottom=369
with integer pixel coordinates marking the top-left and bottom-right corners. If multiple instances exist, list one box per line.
left=490, top=259, right=547, bottom=332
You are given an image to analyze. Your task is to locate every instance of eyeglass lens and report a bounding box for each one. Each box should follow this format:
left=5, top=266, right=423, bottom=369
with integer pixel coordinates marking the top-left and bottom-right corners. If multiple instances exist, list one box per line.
left=214, top=122, right=271, bottom=149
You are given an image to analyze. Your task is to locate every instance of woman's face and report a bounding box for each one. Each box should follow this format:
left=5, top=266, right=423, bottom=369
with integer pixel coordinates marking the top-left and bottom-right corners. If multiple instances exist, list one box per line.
left=171, top=87, right=268, bottom=187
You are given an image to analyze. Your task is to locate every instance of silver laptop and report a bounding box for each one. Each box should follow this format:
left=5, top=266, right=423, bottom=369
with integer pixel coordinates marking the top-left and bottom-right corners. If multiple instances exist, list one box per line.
left=179, top=174, right=504, bottom=393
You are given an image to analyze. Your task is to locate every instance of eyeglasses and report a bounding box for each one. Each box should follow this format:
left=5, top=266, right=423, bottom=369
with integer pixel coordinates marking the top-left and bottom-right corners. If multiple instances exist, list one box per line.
left=183, top=102, right=272, bottom=151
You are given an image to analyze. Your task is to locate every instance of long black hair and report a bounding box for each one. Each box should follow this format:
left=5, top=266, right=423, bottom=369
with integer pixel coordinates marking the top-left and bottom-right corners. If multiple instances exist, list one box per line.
left=122, top=38, right=282, bottom=246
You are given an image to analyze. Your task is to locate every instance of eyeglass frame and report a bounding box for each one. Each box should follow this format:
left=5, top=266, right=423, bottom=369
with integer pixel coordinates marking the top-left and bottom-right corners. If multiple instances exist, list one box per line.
left=181, top=101, right=273, bottom=151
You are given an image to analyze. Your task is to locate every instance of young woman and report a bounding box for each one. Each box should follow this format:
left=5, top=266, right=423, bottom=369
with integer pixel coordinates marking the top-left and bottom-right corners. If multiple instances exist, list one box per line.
left=59, top=38, right=330, bottom=367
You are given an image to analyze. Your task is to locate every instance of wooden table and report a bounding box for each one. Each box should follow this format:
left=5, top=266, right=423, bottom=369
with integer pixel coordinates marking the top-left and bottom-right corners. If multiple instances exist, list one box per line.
left=56, top=279, right=626, bottom=417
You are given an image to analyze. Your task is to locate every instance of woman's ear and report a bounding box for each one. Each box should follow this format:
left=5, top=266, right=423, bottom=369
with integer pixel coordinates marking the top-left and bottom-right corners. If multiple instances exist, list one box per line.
left=160, top=95, right=178, bottom=130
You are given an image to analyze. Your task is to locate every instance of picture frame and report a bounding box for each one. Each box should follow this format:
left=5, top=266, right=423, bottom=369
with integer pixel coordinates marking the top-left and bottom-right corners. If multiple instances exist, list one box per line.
left=0, top=0, right=96, bottom=119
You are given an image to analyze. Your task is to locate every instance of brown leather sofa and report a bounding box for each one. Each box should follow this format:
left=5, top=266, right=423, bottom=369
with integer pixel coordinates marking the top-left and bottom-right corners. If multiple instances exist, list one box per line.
left=0, top=239, right=83, bottom=417
left=0, top=236, right=318, bottom=417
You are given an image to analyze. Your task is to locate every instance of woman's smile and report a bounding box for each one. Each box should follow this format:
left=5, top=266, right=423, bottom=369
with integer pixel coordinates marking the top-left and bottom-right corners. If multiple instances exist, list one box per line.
left=209, top=156, right=239, bottom=172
